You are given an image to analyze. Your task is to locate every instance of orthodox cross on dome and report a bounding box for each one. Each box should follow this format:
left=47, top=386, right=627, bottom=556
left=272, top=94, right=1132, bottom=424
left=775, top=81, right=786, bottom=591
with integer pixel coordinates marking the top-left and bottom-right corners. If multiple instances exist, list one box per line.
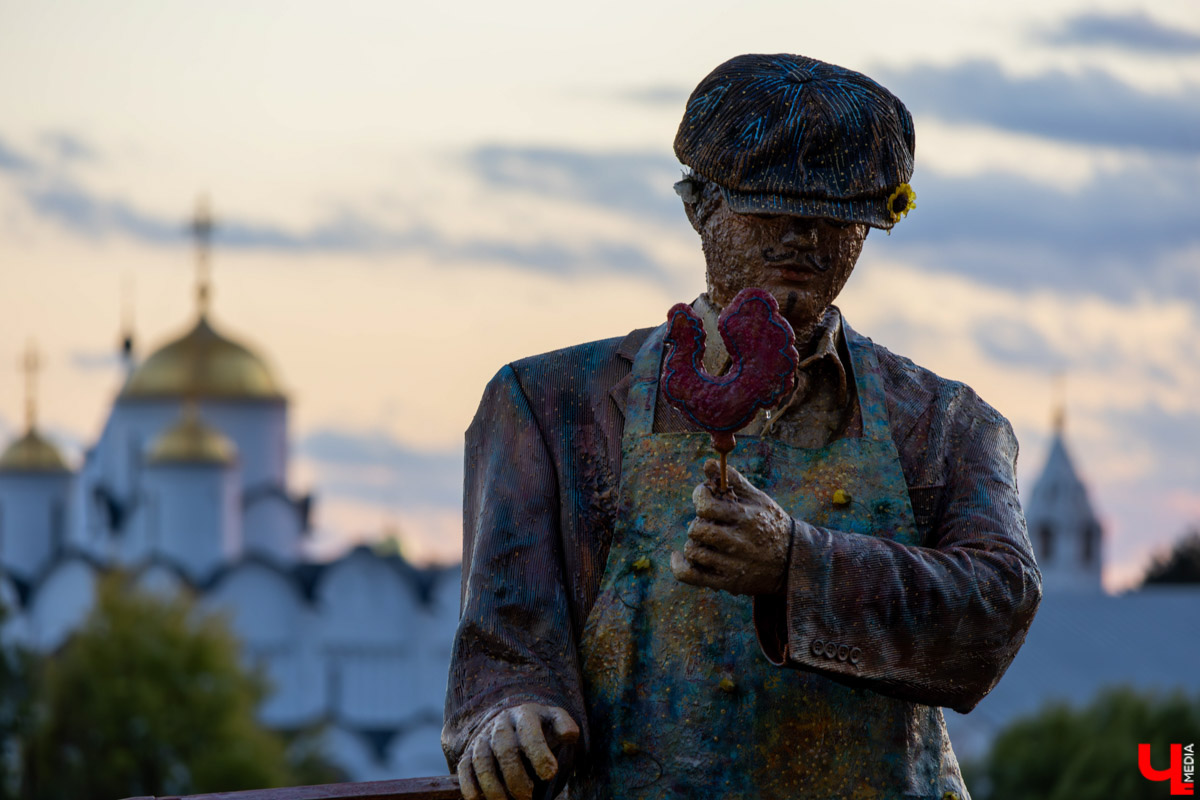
left=189, top=195, right=215, bottom=317
left=21, top=339, right=40, bottom=433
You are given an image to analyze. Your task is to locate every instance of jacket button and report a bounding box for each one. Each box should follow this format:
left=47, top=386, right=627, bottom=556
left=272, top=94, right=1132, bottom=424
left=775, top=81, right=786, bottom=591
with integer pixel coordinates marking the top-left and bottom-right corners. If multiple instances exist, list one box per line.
left=811, top=638, right=825, bottom=656
left=824, top=642, right=838, bottom=659
left=837, top=644, right=850, bottom=661
left=849, top=647, right=862, bottom=664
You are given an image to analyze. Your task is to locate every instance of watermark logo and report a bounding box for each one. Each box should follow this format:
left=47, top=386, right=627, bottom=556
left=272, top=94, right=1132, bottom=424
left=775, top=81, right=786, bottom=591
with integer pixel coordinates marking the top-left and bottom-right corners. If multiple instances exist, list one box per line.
left=1139, top=743, right=1195, bottom=795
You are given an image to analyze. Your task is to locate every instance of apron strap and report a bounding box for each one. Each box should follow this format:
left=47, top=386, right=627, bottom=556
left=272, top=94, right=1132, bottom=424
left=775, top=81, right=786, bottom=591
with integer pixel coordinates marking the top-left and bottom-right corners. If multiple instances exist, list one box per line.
left=625, top=314, right=894, bottom=444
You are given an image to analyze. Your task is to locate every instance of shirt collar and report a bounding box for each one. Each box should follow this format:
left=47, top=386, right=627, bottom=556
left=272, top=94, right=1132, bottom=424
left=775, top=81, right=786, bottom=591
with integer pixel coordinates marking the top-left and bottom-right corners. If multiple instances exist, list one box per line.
left=693, top=293, right=847, bottom=403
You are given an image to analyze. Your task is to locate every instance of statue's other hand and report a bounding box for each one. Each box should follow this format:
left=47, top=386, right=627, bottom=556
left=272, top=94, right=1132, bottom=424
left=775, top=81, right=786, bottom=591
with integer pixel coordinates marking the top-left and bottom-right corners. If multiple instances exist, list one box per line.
left=458, top=702, right=580, bottom=800
left=672, top=459, right=791, bottom=596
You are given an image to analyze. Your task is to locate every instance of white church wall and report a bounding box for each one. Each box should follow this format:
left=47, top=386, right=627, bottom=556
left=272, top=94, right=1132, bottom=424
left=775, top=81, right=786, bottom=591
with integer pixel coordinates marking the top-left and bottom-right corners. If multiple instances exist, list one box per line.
left=79, top=401, right=288, bottom=556
left=142, top=463, right=242, bottom=583
left=204, top=561, right=325, bottom=727
left=317, top=551, right=420, bottom=648
left=317, top=550, right=431, bottom=727
left=414, top=569, right=459, bottom=709
left=202, top=401, right=288, bottom=492
left=90, top=402, right=179, bottom=503
left=243, top=491, right=302, bottom=564
left=29, top=557, right=97, bottom=651
left=388, top=721, right=451, bottom=778
left=322, top=726, right=396, bottom=783
left=73, top=401, right=179, bottom=563
left=0, top=471, right=72, bottom=579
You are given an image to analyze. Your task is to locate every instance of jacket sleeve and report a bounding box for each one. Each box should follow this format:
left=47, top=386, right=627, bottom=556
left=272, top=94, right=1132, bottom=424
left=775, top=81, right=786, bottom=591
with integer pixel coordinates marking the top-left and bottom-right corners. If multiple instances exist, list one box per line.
left=442, top=365, right=589, bottom=772
left=754, top=392, right=1042, bottom=714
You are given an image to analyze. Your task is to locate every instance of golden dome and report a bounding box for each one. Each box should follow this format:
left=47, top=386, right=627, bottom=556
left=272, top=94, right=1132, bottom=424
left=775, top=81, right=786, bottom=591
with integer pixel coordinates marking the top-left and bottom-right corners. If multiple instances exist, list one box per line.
left=0, top=429, right=69, bottom=472
left=120, top=315, right=283, bottom=401
left=147, top=408, right=237, bottom=466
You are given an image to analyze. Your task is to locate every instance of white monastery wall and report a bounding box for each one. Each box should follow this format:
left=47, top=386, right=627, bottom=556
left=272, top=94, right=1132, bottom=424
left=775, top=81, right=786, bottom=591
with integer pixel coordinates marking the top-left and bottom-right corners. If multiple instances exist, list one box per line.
left=0, top=471, right=72, bottom=578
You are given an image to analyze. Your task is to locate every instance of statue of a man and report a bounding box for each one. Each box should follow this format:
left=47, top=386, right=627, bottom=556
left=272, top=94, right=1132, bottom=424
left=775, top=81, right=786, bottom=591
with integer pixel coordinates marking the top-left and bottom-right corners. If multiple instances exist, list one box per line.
left=443, top=53, right=1041, bottom=800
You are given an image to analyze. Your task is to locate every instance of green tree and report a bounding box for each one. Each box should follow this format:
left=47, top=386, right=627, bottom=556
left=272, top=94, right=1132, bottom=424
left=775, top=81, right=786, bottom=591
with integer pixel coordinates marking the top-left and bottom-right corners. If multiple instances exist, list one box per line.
left=18, top=573, right=338, bottom=800
left=965, top=687, right=1200, bottom=800
left=1143, top=528, right=1200, bottom=585
left=0, top=605, right=35, bottom=800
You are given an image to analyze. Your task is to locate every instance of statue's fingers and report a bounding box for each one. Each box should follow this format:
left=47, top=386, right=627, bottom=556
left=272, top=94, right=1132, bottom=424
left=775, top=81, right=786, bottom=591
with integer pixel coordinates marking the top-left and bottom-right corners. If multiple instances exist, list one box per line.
left=458, top=755, right=482, bottom=800
left=684, top=535, right=728, bottom=568
left=512, top=706, right=558, bottom=781
left=670, top=550, right=708, bottom=586
left=470, top=733, right=509, bottom=800
left=671, top=550, right=729, bottom=590
left=490, top=717, right=534, bottom=800
left=543, top=705, right=581, bottom=746
left=687, top=518, right=741, bottom=552
left=684, top=541, right=742, bottom=577
left=693, top=482, right=742, bottom=522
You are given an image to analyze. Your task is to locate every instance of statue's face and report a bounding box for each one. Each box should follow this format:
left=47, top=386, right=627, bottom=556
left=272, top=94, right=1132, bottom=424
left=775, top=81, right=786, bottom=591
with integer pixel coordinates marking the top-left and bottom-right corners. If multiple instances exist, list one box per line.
left=697, top=191, right=867, bottom=340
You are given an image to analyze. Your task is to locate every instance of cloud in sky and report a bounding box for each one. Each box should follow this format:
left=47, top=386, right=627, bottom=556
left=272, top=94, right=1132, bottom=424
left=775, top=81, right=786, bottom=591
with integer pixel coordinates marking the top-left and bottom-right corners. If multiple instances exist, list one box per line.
left=2, top=137, right=676, bottom=285
left=469, top=145, right=683, bottom=224
left=878, top=60, right=1200, bottom=154
left=618, top=86, right=689, bottom=107
left=463, top=143, right=1200, bottom=305
left=298, top=428, right=462, bottom=510
left=7, top=126, right=1197, bottom=307
left=0, top=136, right=32, bottom=173
left=38, top=131, right=99, bottom=164
left=619, top=58, right=1200, bottom=154
left=885, top=160, right=1200, bottom=300
left=971, top=317, right=1064, bottom=370
left=1038, top=11, right=1200, bottom=54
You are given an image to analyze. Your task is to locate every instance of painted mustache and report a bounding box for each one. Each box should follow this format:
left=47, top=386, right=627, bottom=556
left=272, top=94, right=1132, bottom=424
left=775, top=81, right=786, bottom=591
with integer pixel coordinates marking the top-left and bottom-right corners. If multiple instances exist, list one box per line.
left=762, top=249, right=831, bottom=272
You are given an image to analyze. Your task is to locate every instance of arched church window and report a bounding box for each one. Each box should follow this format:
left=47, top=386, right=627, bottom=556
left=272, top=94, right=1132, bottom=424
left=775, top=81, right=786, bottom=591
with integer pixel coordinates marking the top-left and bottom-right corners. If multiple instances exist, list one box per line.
left=1038, top=523, right=1053, bottom=562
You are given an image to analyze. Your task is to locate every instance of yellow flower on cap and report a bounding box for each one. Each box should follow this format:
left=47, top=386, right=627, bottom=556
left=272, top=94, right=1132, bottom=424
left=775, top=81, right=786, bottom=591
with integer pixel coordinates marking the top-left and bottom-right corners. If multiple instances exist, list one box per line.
left=886, top=183, right=917, bottom=223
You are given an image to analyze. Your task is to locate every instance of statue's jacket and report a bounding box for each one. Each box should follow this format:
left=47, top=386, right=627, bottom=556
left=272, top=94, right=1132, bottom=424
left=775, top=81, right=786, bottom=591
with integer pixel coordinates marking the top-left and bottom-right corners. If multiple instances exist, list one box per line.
left=443, top=311, right=1042, bottom=798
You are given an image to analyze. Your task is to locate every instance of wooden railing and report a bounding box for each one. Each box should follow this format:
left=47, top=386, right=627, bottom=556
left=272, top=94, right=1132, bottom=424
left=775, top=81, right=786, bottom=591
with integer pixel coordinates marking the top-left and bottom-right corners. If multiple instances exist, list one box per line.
left=122, top=775, right=461, bottom=800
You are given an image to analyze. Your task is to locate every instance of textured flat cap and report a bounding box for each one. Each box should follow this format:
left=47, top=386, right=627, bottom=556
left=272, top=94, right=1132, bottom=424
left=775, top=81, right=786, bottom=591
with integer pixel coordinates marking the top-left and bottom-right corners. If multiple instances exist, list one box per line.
left=675, top=53, right=916, bottom=229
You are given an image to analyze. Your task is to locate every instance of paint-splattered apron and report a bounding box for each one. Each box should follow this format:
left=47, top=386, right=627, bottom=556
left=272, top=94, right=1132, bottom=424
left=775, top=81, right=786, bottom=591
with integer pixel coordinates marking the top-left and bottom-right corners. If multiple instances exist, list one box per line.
left=576, top=323, right=959, bottom=800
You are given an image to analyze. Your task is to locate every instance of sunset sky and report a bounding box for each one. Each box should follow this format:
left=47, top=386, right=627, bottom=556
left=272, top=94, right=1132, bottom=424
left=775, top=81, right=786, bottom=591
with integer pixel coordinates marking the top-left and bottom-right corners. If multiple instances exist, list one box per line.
left=1, top=1, right=1198, bottom=590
